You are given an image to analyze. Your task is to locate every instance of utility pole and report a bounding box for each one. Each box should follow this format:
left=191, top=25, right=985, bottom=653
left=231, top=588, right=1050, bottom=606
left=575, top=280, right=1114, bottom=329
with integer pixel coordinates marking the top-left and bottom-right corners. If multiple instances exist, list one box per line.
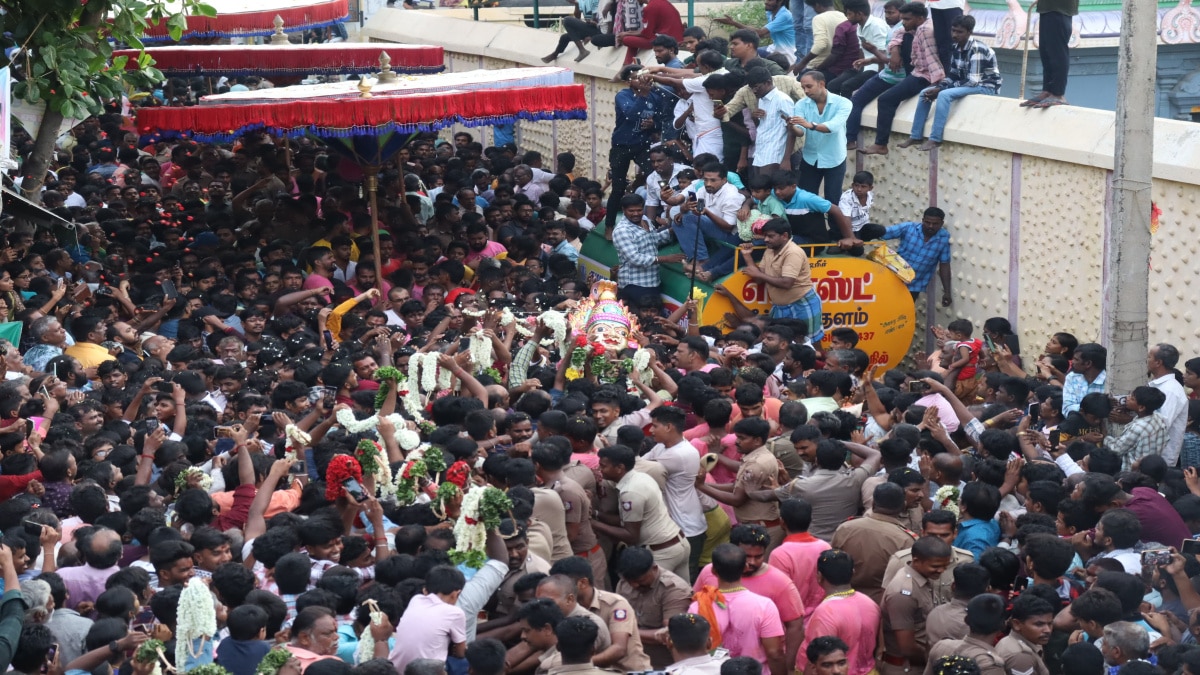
left=1104, top=0, right=1157, bottom=394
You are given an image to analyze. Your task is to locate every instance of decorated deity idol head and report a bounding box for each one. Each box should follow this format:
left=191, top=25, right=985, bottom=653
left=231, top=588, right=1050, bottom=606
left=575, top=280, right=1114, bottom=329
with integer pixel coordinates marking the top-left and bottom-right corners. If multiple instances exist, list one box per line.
left=570, top=280, right=639, bottom=354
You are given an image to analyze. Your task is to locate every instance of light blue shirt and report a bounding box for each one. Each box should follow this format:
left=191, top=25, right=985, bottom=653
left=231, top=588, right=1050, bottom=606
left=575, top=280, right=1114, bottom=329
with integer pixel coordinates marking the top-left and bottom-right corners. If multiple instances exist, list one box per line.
left=753, top=88, right=794, bottom=167
left=954, top=518, right=1000, bottom=558
left=793, top=92, right=852, bottom=168
left=765, top=6, right=797, bottom=60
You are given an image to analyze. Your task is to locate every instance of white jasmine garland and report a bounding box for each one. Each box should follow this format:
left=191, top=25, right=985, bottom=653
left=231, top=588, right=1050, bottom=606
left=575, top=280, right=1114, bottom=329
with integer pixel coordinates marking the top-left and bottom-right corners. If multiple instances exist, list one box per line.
left=283, top=424, right=310, bottom=461
left=461, top=307, right=486, bottom=319
left=437, top=358, right=453, bottom=391
left=539, top=310, right=568, bottom=351
left=419, top=353, right=439, bottom=393
left=453, top=486, right=488, bottom=562
left=632, top=348, right=651, bottom=372
left=175, top=577, right=217, bottom=668
left=469, top=331, right=493, bottom=373
left=354, top=600, right=385, bottom=664
left=337, top=408, right=379, bottom=434
left=396, top=428, right=421, bottom=451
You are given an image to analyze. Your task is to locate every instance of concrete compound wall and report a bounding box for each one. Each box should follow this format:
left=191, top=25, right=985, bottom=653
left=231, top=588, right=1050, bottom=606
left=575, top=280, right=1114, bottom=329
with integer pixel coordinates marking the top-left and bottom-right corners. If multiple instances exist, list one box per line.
left=365, top=9, right=1200, bottom=359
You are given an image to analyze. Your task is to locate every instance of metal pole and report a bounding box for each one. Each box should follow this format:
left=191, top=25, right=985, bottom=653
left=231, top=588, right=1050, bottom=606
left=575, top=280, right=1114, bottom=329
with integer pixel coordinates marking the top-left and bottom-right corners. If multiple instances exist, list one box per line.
left=364, top=167, right=386, bottom=299
left=1104, top=0, right=1157, bottom=394
left=534, top=0, right=540, bottom=28
left=1019, top=1, right=1037, bottom=101
left=687, top=0, right=693, bottom=28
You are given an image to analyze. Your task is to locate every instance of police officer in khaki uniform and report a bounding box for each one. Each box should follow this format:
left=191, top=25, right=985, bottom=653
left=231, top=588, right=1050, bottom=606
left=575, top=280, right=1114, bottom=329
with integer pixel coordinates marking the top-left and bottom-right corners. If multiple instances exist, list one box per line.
left=924, top=563, right=991, bottom=645
left=495, top=524, right=552, bottom=618
left=923, top=595, right=1008, bottom=675
left=533, top=443, right=609, bottom=590
left=509, top=458, right=573, bottom=561
left=880, top=536, right=953, bottom=675
left=548, top=615, right=625, bottom=675
left=552, top=556, right=654, bottom=674
left=534, top=575, right=613, bottom=653
left=594, top=446, right=691, bottom=580
left=996, top=594, right=1055, bottom=675
left=614, top=547, right=694, bottom=668
left=830, top=483, right=918, bottom=604
left=696, top=419, right=784, bottom=550
left=882, top=510, right=976, bottom=604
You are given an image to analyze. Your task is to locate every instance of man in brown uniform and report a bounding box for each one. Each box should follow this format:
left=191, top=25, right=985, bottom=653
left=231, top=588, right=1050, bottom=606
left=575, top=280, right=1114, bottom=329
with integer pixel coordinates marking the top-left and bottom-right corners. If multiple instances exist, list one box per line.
left=509, top=458, right=573, bottom=561
left=924, top=563, right=991, bottom=645
left=830, top=483, right=918, bottom=603
left=533, top=443, right=608, bottom=589
left=613, top=547, right=693, bottom=668
left=548, top=616, right=625, bottom=675
left=495, top=525, right=553, bottom=618
left=552, top=556, right=653, bottom=674
left=996, top=594, right=1055, bottom=675
left=880, top=536, right=953, bottom=675
left=696, top=419, right=784, bottom=549
left=923, top=594, right=1008, bottom=675
left=594, top=446, right=691, bottom=580
left=882, top=510, right=976, bottom=604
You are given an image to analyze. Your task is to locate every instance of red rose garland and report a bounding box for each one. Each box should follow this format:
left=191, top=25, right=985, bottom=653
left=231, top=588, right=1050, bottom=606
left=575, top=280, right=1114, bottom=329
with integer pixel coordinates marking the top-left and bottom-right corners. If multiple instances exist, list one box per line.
left=445, top=460, right=471, bottom=490
left=326, top=455, right=364, bottom=502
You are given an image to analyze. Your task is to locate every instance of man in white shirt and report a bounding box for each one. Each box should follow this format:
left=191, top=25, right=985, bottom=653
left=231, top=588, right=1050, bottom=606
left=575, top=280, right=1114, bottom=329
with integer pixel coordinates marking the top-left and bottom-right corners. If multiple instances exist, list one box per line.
left=1148, top=343, right=1188, bottom=467
left=644, top=148, right=689, bottom=227
left=644, top=406, right=709, bottom=579
left=746, top=67, right=795, bottom=174
left=676, top=164, right=748, bottom=282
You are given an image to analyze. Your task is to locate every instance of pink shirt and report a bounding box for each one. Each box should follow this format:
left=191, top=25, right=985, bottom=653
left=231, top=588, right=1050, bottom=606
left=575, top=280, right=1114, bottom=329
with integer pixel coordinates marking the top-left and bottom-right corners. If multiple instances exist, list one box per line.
left=464, top=241, right=508, bottom=263
left=914, top=393, right=960, bottom=432
left=693, top=565, right=805, bottom=623
left=303, top=274, right=334, bottom=291
left=689, top=589, right=784, bottom=665
left=388, top=593, right=467, bottom=672
left=571, top=452, right=600, bottom=471
left=797, top=591, right=880, bottom=675
left=768, top=533, right=832, bottom=620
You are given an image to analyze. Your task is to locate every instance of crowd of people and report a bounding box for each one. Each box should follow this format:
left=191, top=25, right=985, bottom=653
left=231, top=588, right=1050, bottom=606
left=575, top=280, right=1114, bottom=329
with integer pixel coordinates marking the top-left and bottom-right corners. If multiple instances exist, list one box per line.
left=5, top=4, right=1184, bottom=675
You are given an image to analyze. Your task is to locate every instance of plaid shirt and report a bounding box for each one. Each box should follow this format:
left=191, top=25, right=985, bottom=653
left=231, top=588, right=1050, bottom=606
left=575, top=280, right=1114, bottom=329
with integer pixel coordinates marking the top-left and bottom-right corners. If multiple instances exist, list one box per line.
left=940, top=37, right=1002, bottom=92
left=613, top=216, right=674, bottom=288
left=881, top=221, right=951, bottom=292
left=1106, top=413, right=1170, bottom=472
left=1062, top=370, right=1107, bottom=413
left=889, top=20, right=944, bottom=83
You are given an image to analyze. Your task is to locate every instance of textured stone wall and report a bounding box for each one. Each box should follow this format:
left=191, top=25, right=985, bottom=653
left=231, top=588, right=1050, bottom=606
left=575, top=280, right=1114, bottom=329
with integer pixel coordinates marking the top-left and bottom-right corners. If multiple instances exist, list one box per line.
left=365, top=9, right=1200, bottom=357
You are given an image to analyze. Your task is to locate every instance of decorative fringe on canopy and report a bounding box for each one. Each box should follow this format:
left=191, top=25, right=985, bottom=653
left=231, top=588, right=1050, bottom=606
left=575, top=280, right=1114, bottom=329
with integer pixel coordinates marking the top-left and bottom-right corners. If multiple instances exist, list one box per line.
left=198, top=67, right=574, bottom=105
left=114, top=45, right=445, bottom=77
left=135, top=84, right=588, bottom=143
left=141, top=0, right=349, bottom=41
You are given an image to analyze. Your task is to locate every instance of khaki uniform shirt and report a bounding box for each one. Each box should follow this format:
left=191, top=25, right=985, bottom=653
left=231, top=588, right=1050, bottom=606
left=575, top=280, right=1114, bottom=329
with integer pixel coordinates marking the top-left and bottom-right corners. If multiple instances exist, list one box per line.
left=496, top=553, right=552, bottom=617
left=735, top=445, right=781, bottom=523
left=924, top=598, right=969, bottom=646
left=924, top=636, right=1007, bottom=675
left=617, top=470, right=682, bottom=547
left=830, top=513, right=918, bottom=603
left=760, top=241, right=814, bottom=305
left=587, top=589, right=653, bottom=672
left=532, top=486, right=573, bottom=561
left=775, top=465, right=873, bottom=541
left=882, top=546, right=976, bottom=605
left=766, top=434, right=807, bottom=480
left=527, top=519, right=555, bottom=563
left=553, top=476, right=599, bottom=554
left=616, top=568, right=694, bottom=668
left=881, top=565, right=944, bottom=660
left=564, top=459, right=600, bottom=508
left=995, top=632, right=1051, bottom=675
left=569, top=602, right=613, bottom=651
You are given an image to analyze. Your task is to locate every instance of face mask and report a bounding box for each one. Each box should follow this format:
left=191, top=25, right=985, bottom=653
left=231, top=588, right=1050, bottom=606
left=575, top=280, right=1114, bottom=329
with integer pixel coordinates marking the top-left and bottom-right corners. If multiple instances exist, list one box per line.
left=1144, top=588, right=1163, bottom=610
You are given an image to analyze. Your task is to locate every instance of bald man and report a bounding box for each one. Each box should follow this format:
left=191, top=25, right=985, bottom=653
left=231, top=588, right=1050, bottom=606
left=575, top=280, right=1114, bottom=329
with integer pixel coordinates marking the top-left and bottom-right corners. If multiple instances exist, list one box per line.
left=930, top=454, right=964, bottom=493
left=56, top=527, right=124, bottom=609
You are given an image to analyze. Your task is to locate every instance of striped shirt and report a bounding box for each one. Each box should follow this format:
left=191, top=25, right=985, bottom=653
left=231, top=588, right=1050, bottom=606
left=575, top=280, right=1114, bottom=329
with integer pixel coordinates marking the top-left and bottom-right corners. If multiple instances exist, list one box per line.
left=753, top=88, right=795, bottom=167
left=613, top=216, right=674, bottom=288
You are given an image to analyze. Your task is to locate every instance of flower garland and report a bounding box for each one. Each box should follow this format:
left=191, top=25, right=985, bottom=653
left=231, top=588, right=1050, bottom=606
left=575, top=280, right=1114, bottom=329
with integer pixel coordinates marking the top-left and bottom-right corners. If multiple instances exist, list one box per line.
left=371, top=365, right=403, bottom=409
left=354, top=599, right=386, bottom=665
left=176, top=577, right=217, bottom=670
left=189, top=666, right=232, bottom=675
left=450, top=486, right=513, bottom=569
left=337, top=408, right=380, bottom=434
left=283, top=424, right=311, bottom=461
left=566, top=335, right=635, bottom=384
left=540, top=310, right=568, bottom=353
left=174, top=467, right=213, bottom=495
left=336, top=408, right=422, bottom=452
left=255, top=647, right=292, bottom=675
left=355, top=440, right=393, bottom=491
left=433, top=481, right=461, bottom=520
left=934, top=485, right=961, bottom=519
left=326, top=455, right=364, bottom=502
left=392, top=444, right=430, bottom=506
left=468, top=330, right=494, bottom=374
